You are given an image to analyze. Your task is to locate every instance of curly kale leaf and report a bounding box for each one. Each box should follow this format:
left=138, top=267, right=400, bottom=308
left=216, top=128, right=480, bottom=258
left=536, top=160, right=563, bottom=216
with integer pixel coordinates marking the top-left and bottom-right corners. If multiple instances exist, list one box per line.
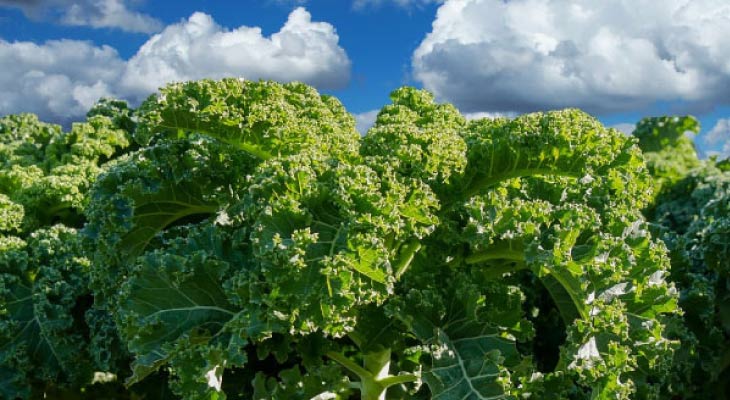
left=117, top=224, right=245, bottom=397
left=0, top=227, right=94, bottom=397
left=633, top=114, right=730, bottom=398
left=85, top=137, right=254, bottom=306
left=0, top=113, right=61, bottom=168
left=86, top=97, right=137, bottom=137
left=408, top=108, right=679, bottom=399
left=458, top=110, right=650, bottom=205
left=1, top=112, right=131, bottom=233
left=234, top=150, right=438, bottom=337
left=392, top=272, right=522, bottom=400
left=361, top=87, right=467, bottom=195
left=0, top=194, right=23, bottom=234
left=135, top=78, right=360, bottom=160
left=116, top=222, right=349, bottom=399
left=0, top=106, right=137, bottom=399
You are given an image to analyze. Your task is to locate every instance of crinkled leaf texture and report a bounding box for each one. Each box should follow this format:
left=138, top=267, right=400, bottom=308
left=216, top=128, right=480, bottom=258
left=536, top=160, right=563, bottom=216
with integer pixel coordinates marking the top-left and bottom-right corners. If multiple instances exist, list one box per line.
left=119, top=224, right=245, bottom=399
left=77, top=82, right=682, bottom=400
left=0, top=103, right=136, bottom=399
left=135, top=78, right=360, bottom=160
left=396, top=278, right=520, bottom=400
left=633, top=115, right=701, bottom=211
left=380, top=102, right=679, bottom=399
left=1, top=112, right=130, bottom=233
left=85, top=137, right=254, bottom=306
left=647, top=160, right=730, bottom=398
left=0, top=227, right=94, bottom=397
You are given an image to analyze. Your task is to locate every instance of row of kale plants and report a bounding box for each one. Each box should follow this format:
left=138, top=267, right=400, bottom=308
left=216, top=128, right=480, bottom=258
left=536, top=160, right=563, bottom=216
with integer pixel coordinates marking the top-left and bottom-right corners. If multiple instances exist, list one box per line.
left=0, top=79, right=728, bottom=399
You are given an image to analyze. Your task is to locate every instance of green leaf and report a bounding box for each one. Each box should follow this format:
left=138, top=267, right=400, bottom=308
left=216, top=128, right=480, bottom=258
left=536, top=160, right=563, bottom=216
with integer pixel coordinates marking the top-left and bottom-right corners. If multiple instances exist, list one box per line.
left=85, top=138, right=251, bottom=307
left=240, top=151, right=438, bottom=336
left=540, top=274, right=581, bottom=324
left=395, top=275, right=521, bottom=400
left=353, top=246, right=388, bottom=284
left=424, top=329, right=515, bottom=400
left=457, top=109, right=645, bottom=207
left=121, top=245, right=237, bottom=385
left=361, top=87, right=467, bottom=195
left=135, top=79, right=359, bottom=160
left=0, top=227, right=95, bottom=395
left=0, top=194, right=23, bottom=233
left=116, top=183, right=218, bottom=260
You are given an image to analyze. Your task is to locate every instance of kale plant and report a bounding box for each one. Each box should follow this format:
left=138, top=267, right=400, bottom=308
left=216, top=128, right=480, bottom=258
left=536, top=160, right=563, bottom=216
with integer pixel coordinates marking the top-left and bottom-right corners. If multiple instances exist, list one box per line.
left=82, top=79, right=681, bottom=399
left=0, top=79, right=685, bottom=400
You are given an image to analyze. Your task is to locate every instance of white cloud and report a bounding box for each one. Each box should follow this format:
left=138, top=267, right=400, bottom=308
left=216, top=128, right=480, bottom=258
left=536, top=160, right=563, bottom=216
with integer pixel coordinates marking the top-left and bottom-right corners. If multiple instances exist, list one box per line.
left=0, top=0, right=162, bottom=34
left=413, top=0, right=730, bottom=115
left=0, top=39, right=124, bottom=123
left=0, top=0, right=57, bottom=18
left=61, top=0, right=163, bottom=33
left=464, top=111, right=518, bottom=120
left=354, top=109, right=379, bottom=135
left=120, top=8, right=350, bottom=102
left=703, top=118, right=730, bottom=159
left=0, top=8, right=351, bottom=123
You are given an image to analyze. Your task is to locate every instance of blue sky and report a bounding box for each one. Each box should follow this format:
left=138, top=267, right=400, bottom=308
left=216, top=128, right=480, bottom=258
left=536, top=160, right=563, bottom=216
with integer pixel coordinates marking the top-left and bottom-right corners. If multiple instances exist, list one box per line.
left=1, top=0, right=729, bottom=158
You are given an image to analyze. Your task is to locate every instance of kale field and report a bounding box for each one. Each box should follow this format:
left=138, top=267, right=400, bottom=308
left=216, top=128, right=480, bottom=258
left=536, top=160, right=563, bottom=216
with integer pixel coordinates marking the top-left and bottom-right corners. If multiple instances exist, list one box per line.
left=1, top=79, right=728, bottom=399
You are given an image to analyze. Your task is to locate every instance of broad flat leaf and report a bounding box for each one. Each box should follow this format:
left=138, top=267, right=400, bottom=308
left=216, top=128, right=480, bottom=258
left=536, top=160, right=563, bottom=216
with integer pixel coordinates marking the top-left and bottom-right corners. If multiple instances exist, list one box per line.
left=118, top=183, right=218, bottom=260
left=541, top=274, right=582, bottom=323
left=424, top=329, right=515, bottom=400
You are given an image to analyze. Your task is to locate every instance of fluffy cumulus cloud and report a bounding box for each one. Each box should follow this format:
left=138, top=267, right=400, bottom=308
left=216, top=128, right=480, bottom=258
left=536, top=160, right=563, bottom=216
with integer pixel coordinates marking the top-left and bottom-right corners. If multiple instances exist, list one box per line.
left=0, top=8, right=351, bottom=123
left=703, top=118, right=730, bottom=159
left=413, top=0, right=730, bottom=114
left=121, top=8, right=350, bottom=102
left=0, top=0, right=162, bottom=33
left=0, top=39, right=125, bottom=122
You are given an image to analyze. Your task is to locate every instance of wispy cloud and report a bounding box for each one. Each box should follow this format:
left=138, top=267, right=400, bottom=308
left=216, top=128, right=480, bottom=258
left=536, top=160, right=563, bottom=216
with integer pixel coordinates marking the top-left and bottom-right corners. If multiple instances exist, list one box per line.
left=0, top=0, right=162, bottom=33
left=703, top=118, right=730, bottom=159
left=354, top=110, right=379, bottom=135
left=353, top=0, right=442, bottom=10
